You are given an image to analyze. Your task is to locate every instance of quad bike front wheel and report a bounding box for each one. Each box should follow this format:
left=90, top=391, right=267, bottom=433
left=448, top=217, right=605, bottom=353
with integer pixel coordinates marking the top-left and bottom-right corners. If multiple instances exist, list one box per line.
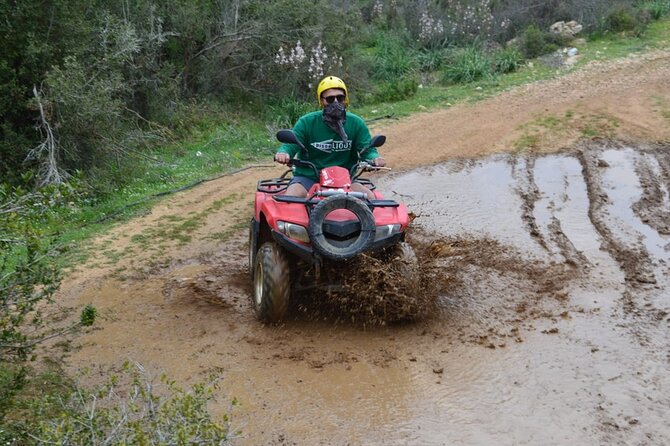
left=253, top=242, right=291, bottom=322
left=248, top=218, right=258, bottom=280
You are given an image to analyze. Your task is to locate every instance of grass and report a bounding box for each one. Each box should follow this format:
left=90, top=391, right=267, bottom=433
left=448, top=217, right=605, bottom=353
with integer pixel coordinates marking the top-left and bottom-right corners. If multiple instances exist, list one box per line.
left=577, top=16, right=670, bottom=63
left=207, top=220, right=249, bottom=242
left=653, top=95, right=670, bottom=120
left=513, top=109, right=622, bottom=152
left=121, top=194, right=243, bottom=269
left=52, top=119, right=270, bottom=268
left=580, top=113, right=621, bottom=138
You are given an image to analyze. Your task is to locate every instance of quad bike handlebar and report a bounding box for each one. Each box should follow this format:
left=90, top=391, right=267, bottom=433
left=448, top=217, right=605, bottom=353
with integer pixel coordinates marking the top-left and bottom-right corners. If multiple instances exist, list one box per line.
left=287, top=158, right=320, bottom=179
left=276, top=129, right=389, bottom=181
left=284, top=157, right=389, bottom=183
left=351, top=160, right=391, bottom=180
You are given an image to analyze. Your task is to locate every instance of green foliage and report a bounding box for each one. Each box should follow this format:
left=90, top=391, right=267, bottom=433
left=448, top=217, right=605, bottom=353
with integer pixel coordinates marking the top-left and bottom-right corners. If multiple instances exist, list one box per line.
left=79, top=305, right=97, bottom=327
left=1, top=0, right=665, bottom=189
left=442, top=46, right=493, bottom=84
left=266, top=98, right=315, bottom=130
left=493, top=47, right=524, bottom=74
left=369, top=77, right=420, bottom=103
left=521, top=25, right=557, bottom=59
left=643, top=0, right=670, bottom=20
left=0, top=0, right=93, bottom=183
left=0, top=181, right=97, bottom=363
left=603, top=4, right=649, bottom=34
left=0, top=364, right=26, bottom=422
left=371, top=35, right=417, bottom=82
left=0, top=188, right=63, bottom=360
left=417, top=48, right=447, bottom=72
left=29, top=363, right=233, bottom=445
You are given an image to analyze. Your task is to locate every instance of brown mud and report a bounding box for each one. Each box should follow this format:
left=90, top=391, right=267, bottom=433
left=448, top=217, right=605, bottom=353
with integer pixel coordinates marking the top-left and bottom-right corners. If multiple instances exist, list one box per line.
left=52, top=49, right=670, bottom=445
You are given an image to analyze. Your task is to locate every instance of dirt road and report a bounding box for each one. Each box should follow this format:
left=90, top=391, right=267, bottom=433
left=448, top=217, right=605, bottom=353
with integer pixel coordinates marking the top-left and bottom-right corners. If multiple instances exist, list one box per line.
left=57, top=49, right=670, bottom=445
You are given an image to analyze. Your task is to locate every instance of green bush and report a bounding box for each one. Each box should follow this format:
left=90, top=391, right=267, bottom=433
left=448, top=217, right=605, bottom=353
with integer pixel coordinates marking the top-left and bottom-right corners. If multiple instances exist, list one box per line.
left=417, top=48, right=447, bottom=72
left=604, top=4, right=639, bottom=32
left=266, top=98, right=314, bottom=129
left=371, top=35, right=417, bottom=82
left=0, top=364, right=26, bottom=422
left=442, top=46, right=492, bottom=84
left=1, top=189, right=63, bottom=360
left=3, top=363, right=234, bottom=444
left=643, top=0, right=670, bottom=20
left=28, top=364, right=234, bottom=445
left=493, top=47, right=524, bottom=74
left=370, top=77, right=419, bottom=103
left=521, top=25, right=557, bottom=59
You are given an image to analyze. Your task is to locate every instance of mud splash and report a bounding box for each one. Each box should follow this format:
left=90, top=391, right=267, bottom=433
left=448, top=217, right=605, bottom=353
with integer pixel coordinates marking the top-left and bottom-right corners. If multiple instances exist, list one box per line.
left=62, top=141, right=670, bottom=445
left=290, top=247, right=434, bottom=325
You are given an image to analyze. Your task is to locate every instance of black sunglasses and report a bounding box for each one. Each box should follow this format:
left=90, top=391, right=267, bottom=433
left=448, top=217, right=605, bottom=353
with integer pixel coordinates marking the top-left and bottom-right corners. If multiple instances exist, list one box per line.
left=323, top=94, right=346, bottom=104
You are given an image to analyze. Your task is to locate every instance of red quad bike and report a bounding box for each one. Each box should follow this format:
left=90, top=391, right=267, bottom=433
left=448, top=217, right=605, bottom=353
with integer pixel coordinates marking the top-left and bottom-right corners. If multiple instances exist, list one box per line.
left=248, top=129, right=416, bottom=322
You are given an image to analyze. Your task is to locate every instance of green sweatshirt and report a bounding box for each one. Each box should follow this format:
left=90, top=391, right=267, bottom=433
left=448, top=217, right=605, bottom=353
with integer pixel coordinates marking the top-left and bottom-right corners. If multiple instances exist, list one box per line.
left=277, top=110, right=379, bottom=180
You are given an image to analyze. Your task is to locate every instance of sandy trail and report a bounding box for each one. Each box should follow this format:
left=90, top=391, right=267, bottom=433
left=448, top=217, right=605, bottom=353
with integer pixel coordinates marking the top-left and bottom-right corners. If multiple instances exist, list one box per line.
left=55, top=48, right=670, bottom=445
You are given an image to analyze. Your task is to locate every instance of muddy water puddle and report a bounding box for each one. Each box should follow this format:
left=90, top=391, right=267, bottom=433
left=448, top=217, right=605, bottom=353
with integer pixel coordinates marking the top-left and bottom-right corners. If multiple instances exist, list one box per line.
left=67, top=143, right=670, bottom=445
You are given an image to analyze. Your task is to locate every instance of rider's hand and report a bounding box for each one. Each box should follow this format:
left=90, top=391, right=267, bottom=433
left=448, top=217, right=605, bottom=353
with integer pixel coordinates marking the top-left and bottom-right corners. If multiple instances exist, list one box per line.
left=274, top=152, right=290, bottom=164
left=371, top=157, right=386, bottom=167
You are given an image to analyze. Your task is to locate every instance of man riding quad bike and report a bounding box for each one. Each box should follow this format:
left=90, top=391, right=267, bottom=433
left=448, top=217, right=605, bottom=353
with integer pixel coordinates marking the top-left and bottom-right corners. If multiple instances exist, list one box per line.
left=248, top=76, right=417, bottom=322
left=249, top=129, right=416, bottom=322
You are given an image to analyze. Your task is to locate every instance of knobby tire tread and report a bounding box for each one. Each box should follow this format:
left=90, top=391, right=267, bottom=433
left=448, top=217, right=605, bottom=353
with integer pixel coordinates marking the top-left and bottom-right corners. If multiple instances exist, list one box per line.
left=255, top=242, right=290, bottom=322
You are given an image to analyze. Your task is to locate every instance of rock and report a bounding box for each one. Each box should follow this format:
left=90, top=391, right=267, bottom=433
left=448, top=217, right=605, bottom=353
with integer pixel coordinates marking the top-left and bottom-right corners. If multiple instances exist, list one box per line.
left=549, top=20, right=583, bottom=38
left=506, top=37, right=520, bottom=49
left=567, top=48, right=579, bottom=57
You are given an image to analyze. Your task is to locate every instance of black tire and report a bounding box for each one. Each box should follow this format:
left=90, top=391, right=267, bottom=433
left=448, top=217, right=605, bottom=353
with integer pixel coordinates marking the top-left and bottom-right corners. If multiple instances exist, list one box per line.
left=248, top=218, right=258, bottom=280
left=308, top=195, right=376, bottom=261
left=253, top=242, right=291, bottom=322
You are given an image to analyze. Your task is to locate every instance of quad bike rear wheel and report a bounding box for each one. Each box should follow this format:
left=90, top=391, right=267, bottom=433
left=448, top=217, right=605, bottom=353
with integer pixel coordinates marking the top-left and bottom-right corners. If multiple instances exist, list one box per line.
left=253, top=242, right=291, bottom=322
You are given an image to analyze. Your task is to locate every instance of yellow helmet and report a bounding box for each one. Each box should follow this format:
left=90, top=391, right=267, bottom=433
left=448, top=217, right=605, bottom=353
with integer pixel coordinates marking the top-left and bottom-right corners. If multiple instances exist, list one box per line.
left=316, top=75, right=349, bottom=107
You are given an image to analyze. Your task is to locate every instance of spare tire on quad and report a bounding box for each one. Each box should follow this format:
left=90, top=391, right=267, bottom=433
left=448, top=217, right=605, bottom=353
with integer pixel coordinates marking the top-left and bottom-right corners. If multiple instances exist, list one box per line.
left=253, top=242, right=291, bottom=322
left=308, top=194, right=376, bottom=261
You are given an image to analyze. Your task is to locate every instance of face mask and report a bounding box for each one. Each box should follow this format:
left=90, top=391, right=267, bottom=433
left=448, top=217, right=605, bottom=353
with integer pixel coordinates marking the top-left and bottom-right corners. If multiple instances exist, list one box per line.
left=322, top=102, right=348, bottom=144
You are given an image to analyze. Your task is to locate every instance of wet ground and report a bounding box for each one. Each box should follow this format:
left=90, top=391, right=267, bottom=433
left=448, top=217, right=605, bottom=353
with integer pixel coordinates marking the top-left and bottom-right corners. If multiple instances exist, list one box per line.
left=64, top=141, right=670, bottom=445
left=375, top=141, right=670, bottom=445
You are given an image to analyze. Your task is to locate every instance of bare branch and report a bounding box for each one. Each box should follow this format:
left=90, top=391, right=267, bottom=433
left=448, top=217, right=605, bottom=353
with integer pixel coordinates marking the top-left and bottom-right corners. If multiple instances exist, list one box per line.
left=27, top=86, right=70, bottom=187
left=0, top=321, right=82, bottom=351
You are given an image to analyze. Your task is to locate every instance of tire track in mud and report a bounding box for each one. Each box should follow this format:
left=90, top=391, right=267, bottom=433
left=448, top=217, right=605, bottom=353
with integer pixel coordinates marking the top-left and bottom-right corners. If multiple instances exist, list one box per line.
left=513, top=154, right=590, bottom=267
left=574, top=142, right=670, bottom=351
left=383, top=141, right=670, bottom=344
left=633, top=146, right=670, bottom=236
left=577, top=143, right=657, bottom=286
left=514, top=155, right=549, bottom=251
left=388, top=144, right=670, bottom=445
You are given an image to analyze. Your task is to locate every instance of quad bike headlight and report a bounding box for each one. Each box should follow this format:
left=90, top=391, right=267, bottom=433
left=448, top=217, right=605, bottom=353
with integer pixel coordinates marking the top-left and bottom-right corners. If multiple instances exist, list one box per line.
left=374, top=224, right=402, bottom=241
left=277, top=221, right=310, bottom=243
